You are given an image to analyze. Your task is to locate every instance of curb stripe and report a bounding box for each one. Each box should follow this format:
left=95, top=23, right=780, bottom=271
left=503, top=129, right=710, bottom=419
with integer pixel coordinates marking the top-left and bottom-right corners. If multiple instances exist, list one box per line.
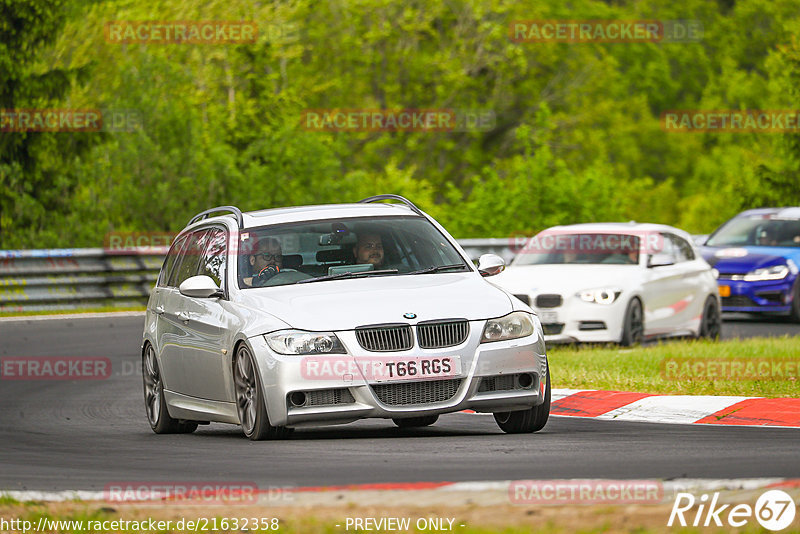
left=551, top=390, right=653, bottom=417
left=696, top=398, right=800, bottom=427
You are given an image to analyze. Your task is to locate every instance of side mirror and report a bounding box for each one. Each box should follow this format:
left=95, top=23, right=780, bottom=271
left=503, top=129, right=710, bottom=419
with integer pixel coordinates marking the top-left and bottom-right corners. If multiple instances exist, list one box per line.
left=179, top=275, right=223, bottom=298
left=478, top=253, right=505, bottom=277
left=647, top=253, right=675, bottom=268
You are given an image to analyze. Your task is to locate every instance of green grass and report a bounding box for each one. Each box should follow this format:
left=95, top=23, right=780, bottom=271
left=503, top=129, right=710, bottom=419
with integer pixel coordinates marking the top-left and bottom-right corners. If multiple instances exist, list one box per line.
left=548, top=336, right=800, bottom=397
left=0, top=305, right=146, bottom=318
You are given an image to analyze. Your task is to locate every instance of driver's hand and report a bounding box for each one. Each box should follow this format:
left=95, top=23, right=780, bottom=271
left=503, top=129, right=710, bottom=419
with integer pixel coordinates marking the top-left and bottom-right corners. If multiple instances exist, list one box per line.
left=252, top=265, right=280, bottom=287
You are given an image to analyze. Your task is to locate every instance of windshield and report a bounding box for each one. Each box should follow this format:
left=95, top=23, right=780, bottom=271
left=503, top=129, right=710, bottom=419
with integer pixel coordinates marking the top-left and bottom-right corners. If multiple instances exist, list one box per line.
left=706, top=217, right=800, bottom=248
left=512, top=233, right=641, bottom=265
left=237, top=216, right=469, bottom=288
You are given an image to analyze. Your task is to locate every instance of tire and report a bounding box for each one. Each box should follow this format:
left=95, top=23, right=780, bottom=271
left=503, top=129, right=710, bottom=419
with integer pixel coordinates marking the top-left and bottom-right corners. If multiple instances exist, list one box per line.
left=620, top=298, right=644, bottom=346
left=494, top=368, right=550, bottom=434
left=790, top=280, right=800, bottom=323
left=392, top=415, right=439, bottom=428
left=142, top=344, right=197, bottom=434
left=234, top=344, right=293, bottom=441
left=698, top=295, right=722, bottom=340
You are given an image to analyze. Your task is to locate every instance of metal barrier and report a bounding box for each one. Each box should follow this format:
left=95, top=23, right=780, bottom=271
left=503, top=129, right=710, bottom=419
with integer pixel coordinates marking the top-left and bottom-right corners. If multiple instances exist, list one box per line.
left=0, top=240, right=515, bottom=312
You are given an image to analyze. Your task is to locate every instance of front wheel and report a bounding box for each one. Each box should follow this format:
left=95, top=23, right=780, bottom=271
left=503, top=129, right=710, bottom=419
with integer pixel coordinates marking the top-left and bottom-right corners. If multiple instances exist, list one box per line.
left=494, top=368, right=550, bottom=434
left=620, top=298, right=644, bottom=346
left=142, top=344, right=197, bottom=434
left=234, top=344, right=293, bottom=441
left=698, top=295, right=722, bottom=339
left=790, top=280, right=800, bottom=323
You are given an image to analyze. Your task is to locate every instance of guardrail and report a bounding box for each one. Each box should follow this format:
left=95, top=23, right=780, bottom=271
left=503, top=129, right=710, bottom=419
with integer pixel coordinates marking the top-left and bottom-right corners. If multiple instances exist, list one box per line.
left=0, top=240, right=515, bottom=312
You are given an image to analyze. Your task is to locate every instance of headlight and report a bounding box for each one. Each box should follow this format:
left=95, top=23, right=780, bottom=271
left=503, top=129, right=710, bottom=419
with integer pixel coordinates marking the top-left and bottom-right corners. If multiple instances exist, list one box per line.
left=578, top=288, right=622, bottom=305
left=481, top=312, right=535, bottom=343
left=265, top=330, right=346, bottom=355
left=743, top=265, right=789, bottom=282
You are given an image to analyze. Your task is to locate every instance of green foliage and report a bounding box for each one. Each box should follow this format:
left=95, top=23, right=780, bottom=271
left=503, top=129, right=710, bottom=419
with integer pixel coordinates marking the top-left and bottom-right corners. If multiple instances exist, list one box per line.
left=2, top=0, right=800, bottom=247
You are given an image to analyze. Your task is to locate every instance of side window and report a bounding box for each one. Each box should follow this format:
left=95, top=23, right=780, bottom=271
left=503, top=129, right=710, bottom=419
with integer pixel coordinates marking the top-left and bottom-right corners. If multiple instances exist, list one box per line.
left=654, top=233, right=679, bottom=263
left=158, top=234, right=188, bottom=288
left=197, top=228, right=227, bottom=288
left=169, top=229, right=210, bottom=288
left=670, top=235, right=695, bottom=262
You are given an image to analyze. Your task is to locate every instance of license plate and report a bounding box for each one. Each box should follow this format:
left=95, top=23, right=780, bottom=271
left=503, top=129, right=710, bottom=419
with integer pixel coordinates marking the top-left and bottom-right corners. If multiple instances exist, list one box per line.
left=362, top=356, right=462, bottom=382
left=540, top=311, right=559, bottom=324
left=719, top=285, right=731, bottom=297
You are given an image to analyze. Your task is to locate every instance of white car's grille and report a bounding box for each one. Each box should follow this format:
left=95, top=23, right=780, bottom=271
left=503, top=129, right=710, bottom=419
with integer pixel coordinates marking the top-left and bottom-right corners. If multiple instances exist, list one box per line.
left=355, top=325, right=413, bottom=352
left=417, top=320, right=469, bottom=349
left=372, top=379, right=462, bottom=406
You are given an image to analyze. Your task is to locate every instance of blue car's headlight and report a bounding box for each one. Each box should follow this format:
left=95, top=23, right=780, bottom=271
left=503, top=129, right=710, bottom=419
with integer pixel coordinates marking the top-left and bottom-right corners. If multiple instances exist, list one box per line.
left=481, top=312, right=535, bottom=343
left=265, top=330, right=346, bottom=355
left=743, top=265, right=789, bottom=282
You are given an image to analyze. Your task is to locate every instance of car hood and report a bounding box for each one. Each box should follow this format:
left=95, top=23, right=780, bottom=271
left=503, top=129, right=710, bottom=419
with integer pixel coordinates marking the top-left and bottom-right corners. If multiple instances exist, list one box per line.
left=491, top=264, right=640, bottom=296
left=700, top=246, right=800, bottom=274
left=237, top=272, right=512, bottom=332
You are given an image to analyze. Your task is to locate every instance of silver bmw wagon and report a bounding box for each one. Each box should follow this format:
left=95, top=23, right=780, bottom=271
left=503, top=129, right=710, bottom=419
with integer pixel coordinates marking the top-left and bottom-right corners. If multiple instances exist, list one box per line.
left=141, top=195, right=550, bottom=440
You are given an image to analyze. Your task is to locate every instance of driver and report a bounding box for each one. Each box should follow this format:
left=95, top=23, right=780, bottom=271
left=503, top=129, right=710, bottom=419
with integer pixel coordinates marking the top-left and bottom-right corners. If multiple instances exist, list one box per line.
left=757, top=228, right=777, bottom=246
left=245, top=237, right=283, bottom=287
left=353, top=232, right=385, bottom=267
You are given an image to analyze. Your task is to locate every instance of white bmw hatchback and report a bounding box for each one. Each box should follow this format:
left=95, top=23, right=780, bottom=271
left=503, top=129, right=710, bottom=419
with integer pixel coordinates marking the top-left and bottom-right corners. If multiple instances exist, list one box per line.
left=492, top=223, right=721, bottom=345
left=142, top=195, right=550, bottom=440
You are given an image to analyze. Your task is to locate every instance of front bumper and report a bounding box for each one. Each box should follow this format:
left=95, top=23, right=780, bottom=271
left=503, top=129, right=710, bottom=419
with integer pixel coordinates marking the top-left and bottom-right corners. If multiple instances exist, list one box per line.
left=248, top=322, right=548, bottom=427
left=717, top=277, right=795, bottom=314
left=524, top=296, right=626, bottom=344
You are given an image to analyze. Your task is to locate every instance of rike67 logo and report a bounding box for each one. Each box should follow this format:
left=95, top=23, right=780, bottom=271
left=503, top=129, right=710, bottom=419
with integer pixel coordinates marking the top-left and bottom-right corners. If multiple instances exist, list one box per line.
left=669, top=490, right=797, bottom=531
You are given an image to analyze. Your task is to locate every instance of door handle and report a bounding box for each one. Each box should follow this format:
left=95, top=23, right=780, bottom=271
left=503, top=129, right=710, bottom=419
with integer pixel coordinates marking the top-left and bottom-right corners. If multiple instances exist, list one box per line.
left=155, top=305, right=165, bottom=315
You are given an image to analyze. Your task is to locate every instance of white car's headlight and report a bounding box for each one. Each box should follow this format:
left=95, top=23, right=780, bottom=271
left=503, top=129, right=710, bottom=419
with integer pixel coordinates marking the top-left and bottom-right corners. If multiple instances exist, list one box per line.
left=743, top=264, right=789, bottom=282
left=481, top=312, right=535, bottom=343
left=578, top=288, right=622, bottom=305
left=265, top=330, right=346, bottom=355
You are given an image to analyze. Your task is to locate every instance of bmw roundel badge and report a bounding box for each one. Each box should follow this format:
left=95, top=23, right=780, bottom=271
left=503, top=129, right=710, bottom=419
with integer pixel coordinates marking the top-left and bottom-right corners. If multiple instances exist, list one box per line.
left=403, top=312, right=417, bottom=319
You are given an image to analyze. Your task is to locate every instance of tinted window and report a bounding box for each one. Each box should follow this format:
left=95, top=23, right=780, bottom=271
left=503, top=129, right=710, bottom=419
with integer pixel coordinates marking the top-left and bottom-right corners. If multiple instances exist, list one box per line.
left=158, top=234, right=188, bottom=288
left=169, top=229, right=210, bottom=287
left=707, top=217, right=800, bottom=247
left=197, top=228, right=227, bottom=287
left=238, top=216, right=469, bottom=288
left=669, top=234, right=695, bottom=262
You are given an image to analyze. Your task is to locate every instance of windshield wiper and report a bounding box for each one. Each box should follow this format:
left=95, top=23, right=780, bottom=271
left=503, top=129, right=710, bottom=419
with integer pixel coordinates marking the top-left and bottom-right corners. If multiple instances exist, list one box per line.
left=295, top=269, right=399, bottom=284
left=405, top=264, right=467, bottom=275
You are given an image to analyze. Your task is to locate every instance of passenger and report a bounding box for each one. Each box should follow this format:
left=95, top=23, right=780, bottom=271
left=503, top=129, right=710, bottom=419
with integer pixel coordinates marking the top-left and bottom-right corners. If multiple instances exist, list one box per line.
left=353, top=232, right=385, bottom=268
left=757, top=228, right=777, bottom=246
left=244, top=237, right=283, bottom=286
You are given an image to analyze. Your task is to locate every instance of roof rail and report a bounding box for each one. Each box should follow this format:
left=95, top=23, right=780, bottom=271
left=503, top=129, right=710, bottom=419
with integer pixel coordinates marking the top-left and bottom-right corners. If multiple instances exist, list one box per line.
left=187, top=206, right=244, bottom=229
left=358, top=194, right=424, bottom=216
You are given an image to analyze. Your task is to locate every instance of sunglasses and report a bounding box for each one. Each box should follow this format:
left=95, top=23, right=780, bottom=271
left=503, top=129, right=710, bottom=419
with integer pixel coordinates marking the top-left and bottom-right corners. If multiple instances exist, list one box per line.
left=254, top=252, right=281, bottom=261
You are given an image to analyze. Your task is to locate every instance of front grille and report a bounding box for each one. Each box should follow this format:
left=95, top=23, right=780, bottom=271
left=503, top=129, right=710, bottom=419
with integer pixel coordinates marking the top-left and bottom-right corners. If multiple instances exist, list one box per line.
left=417, top=320, right=469, bottom=349
left=372, top=379, right=462, bottom=406
left=477, top=373, right=535, bottom=392
left=513, top=294, right=531, bottom=305
left=542, top=323, right=564, bottom=335
left=303, top=388, right=355, bottom=407
left=536, top=294, right=563, bottom=308
left=356, top=324, right=413, bottom=352
left=722, top=295, right=757, bottom=307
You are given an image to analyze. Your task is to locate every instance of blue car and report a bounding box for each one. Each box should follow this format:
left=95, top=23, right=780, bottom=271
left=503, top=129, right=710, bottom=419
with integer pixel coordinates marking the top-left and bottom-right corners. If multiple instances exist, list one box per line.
left=700, top=207, right=800, bottom=321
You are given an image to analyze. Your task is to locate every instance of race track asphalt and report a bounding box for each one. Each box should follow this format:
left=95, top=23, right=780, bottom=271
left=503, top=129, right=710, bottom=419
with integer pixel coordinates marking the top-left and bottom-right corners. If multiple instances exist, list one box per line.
left=0, top=314, right=798, bottom=491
